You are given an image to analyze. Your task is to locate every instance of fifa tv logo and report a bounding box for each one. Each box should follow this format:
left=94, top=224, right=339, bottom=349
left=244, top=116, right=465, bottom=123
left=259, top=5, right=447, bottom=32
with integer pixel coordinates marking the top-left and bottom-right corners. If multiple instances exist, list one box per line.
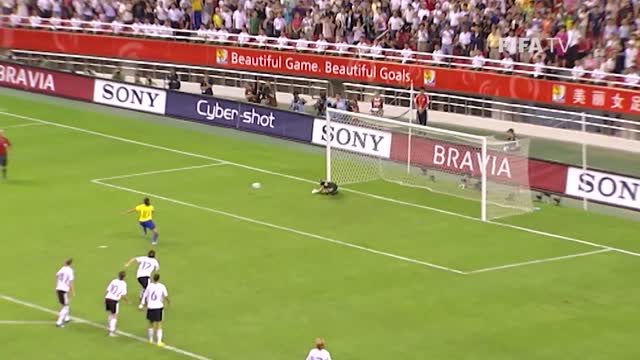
left=498, top=37, right=570, bottom=55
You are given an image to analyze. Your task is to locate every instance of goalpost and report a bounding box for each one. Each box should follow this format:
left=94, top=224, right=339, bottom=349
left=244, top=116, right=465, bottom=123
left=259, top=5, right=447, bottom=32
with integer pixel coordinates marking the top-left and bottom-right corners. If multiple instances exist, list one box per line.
left=323, top=108, right=534, bottom=221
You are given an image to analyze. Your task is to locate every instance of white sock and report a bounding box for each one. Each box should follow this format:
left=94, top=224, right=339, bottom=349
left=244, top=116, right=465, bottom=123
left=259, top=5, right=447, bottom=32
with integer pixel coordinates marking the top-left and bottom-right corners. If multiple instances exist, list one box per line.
left=147, top=328, right=154, bottom=341
left=157, top=329, right=163, bottom=343
left=109, top=318, right=117, bottom=333
left=107, top=315, right=112, bottom=329
left=57, top=306, right=69, bottom=325
left=64, top=307, right=70, bottom=322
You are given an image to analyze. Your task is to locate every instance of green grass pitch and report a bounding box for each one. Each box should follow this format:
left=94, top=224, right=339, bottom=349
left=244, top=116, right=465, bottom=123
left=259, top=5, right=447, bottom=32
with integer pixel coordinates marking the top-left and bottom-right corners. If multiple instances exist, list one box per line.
left=1, top=89, right=640, bottom=360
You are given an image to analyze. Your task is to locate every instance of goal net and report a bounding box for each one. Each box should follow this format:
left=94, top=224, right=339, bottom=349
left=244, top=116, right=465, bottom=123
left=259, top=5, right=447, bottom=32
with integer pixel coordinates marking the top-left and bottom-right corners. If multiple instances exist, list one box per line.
left=322, top=108, right=534, bottom=221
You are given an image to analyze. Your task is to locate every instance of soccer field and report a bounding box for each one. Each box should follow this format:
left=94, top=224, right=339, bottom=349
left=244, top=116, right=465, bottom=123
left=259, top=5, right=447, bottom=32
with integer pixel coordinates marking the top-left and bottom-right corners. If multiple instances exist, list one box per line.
left=1, top=88, right=640, bottom=360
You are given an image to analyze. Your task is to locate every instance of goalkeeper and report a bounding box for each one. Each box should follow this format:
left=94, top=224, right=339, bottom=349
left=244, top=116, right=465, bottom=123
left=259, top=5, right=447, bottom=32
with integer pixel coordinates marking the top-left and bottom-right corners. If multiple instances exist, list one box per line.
left=312, top=180, right=339, bottom=195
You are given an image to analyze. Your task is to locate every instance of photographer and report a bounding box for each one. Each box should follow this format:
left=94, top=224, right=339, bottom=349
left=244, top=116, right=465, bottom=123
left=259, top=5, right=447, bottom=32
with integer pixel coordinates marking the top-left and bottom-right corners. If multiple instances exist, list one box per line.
left=167, top=69, right=181, bottom=90
left=200, top=73, right=213, bottom=95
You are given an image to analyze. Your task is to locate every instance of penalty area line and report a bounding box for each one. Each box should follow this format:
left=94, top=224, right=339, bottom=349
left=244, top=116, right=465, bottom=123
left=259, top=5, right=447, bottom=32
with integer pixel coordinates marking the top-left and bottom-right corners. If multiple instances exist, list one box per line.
left=0, top=295, right=213, bottom=360
left=0, top=122, right=47, bottom=129
left=93, top=162, right=228, bottom=182
left=92, top=179, right=467, bottom=275
left=466, top=249, right=613, bottom=275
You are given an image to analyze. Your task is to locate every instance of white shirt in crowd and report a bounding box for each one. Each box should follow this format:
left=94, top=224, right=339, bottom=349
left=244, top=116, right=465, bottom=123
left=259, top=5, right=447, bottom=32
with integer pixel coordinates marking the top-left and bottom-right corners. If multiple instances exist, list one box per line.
left=135, top=256, right=160, bottom=278
left=401, top=46, right=413, bottom=62
left=306, top=348, right=332, bottom=360
left=217, top=28, right=229, bottom=42
left=255, top=33, right=267, bottom=46
left=472, top=54, right=485, bottom=69
left=37, top=0, right=52, bottom=11
left=571, top=64, right=585, bottom=80
left=625, top=72, right=640, bottom=86
left=232, top=9, right=246, bottom=31
left=30, top=15, right=42, bottom=28
left=69, top=15, right=84, bottom=29
left=277, top=34, right=289, bottom=49
left=168, top=7, right=183, bottom=22
left=458, top=30, right=471, bottom=46
left=105, top=279, right=128, bottom=301
left=49, top=16, right=61, bottom=28
left=533, top=60, right=545, bottom=78
left=315, top=38, right=328, bottom=52
left=441, top=29, right=453, bottom=45
left=143, top=282, right=169, bottom=309
left=501, top=56, right=514, bottom=70
left=335, top=40, right=349, bottom=54
left=432, top=48, right=444, bottom=63
left=296, top=38, right=309, bottom=51
left=55, top=265, right=75, bottom=292
left=388, top=15, right=404, bottom=31
left=237, top=29, right=249, bottom=45
left=273, top=16, right=286, bottom=32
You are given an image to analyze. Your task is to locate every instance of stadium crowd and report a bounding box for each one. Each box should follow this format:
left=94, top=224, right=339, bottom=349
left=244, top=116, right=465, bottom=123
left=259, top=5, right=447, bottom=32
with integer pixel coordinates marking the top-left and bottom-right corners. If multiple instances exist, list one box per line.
left=1, top=0, right=640, bottom=85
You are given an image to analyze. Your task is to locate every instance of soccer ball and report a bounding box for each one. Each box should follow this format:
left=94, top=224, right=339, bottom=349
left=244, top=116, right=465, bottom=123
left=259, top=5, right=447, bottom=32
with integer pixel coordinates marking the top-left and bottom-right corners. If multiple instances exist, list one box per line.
left=251, top=182, right=262, bottom=189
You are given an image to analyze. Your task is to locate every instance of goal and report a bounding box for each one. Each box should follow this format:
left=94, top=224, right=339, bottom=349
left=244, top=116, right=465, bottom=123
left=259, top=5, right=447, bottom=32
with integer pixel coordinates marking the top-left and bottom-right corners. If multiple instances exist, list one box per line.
left=322, top=108, right=534, bottom=221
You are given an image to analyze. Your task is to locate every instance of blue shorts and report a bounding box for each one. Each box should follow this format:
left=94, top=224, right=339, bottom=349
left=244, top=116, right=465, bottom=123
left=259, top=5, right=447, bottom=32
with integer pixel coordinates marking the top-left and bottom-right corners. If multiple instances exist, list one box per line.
left=139, top=220, right=156, bottom=230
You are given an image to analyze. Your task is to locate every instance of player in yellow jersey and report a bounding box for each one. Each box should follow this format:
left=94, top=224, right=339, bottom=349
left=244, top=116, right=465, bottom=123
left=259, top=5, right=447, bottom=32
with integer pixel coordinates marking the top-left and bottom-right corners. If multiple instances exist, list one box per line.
left=125, top=198, right=159, bottom=245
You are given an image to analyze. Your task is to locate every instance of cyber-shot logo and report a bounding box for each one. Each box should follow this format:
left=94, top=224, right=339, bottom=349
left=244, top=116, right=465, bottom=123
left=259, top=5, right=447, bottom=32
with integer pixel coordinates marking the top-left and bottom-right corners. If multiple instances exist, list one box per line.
left=195, top=99, right=275, bottom=128
left=216, top=49, right=228, bottom=65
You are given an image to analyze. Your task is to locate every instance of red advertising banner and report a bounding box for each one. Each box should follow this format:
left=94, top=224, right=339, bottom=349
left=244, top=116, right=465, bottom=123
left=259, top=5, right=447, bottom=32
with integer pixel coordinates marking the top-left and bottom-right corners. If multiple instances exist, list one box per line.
left=1, top=28, right=638, bottom=115
left=0, top=61, right=93, bottom=100
left=390, top=133, right=568, bottom=193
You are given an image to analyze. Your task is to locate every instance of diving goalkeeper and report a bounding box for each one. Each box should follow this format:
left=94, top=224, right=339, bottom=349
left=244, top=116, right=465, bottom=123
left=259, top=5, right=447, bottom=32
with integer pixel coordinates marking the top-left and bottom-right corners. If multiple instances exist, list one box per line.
left=312, top=180, right=338, bottom=195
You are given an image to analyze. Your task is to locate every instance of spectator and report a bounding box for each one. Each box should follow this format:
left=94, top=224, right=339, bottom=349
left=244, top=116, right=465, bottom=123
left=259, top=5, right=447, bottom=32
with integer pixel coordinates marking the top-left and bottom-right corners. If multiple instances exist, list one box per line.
left=167, top=68, right=180, bottom=90
left=471, top=49, right=485, bottom=70
left=314, top=94, right=328, bottom=116
left=245, top=83, right=258, bottom=103
left=146, top=77, right=155, bottom=87
left=624, top=68, right=640, bottom=88
left=571, top=59, right=586, bottom=82
left=331, top=94, right=348, bottom=111
left=112, top=67, right=124, bottom=81
left=289, top=91, right=306, bottom=113
left=200, top=73, right=213, bottom=95
left=487, top=27, right=501, bottom=60
left=134, top=72, right=143, bottom=85
left=501, top=54, right=514, bottom=74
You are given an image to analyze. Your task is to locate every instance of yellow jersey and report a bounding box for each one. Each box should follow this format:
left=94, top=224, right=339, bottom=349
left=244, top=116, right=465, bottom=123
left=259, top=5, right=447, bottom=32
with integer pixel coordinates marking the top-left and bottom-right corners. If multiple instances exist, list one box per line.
left=135, top=204, right=154, bottom=222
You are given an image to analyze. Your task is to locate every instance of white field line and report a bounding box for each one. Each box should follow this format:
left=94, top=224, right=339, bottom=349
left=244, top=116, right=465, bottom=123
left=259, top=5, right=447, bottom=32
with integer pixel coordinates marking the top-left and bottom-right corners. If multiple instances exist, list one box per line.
left=0, top=320, right=57, bottom=325
left=95, top=163, right=227, bottom=182
left=1, top=111, right=637, bottom=259
left=466, top=249, right=613, bottom=275
left=0, top=295, right=213, bottom=360
left=1, top=122, right=46, bottom=129
left=93, top=178, right=466, bottom=275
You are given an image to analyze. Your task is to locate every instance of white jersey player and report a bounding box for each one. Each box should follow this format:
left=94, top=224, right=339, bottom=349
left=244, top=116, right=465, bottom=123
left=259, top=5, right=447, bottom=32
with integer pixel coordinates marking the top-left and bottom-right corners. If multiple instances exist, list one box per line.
left=124, top=249, right=160, bottom=306
left=55, top=259, right=75, bottom=328
left=306, top=338, right=332, bottom=360
left=105, top=271, right=128, bottom=337
left=141, top=273, right=170, bottom=347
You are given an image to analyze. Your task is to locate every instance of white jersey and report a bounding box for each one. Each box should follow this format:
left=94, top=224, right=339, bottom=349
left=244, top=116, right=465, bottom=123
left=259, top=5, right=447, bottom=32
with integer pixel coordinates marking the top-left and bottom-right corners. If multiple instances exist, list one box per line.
left=307, top=348, right=332, bottom=360
left=105, top=279, right=128, bottom=301
left=135, top=256, right=160, bottom=278
left=55, top=265, right=74, bottom=292
left=143, top=282, right=168, bottom=309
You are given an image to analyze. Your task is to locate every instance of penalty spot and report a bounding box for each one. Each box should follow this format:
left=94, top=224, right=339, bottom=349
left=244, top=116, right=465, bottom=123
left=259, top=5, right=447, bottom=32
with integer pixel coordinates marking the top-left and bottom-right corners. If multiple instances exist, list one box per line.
left=98, top=245, right=109, bottom=249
